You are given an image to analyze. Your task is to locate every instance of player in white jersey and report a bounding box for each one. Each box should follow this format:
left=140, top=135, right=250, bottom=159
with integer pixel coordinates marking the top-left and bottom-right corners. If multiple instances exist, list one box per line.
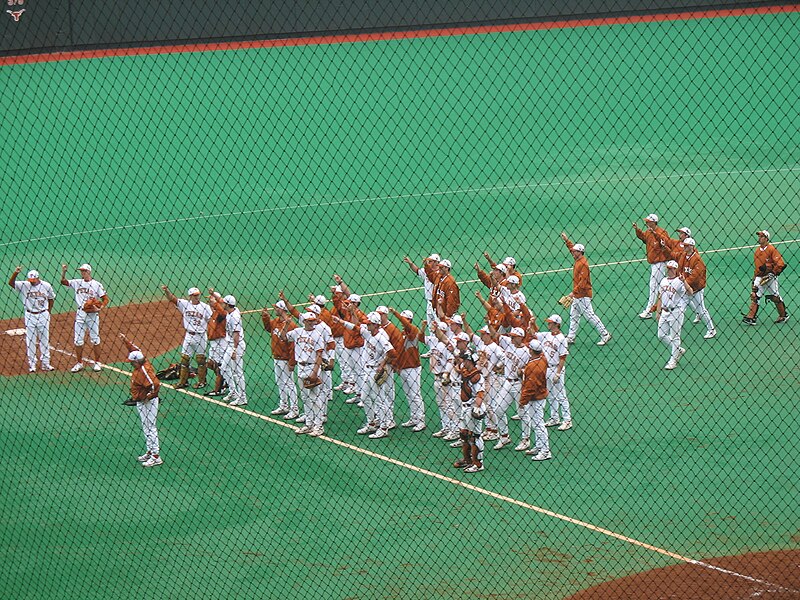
left=467, top=324, right=504, bottom=441
left=530, top=314, right=571, bottom=431
left=161, top=285, right=212, bottom=389
left=283, top=312, right=327, bottom=436
left=61, top=263, right=109, bottom=373
left=404, top=254, right=440, bottom=324
left=488, top=326, right=531, bottom=450
left=305, top=304, right=336, bottom=424
left=8, top=267, right=56, bottom=372
left=424, top=321, right=458, bottom=438
left=335, top=312, right=396, bottom=439
left=500, top=276, right=526, bottom=312
left=654, top=260, right=694, bottom=370
left=220, top=295, right=247, bottom=406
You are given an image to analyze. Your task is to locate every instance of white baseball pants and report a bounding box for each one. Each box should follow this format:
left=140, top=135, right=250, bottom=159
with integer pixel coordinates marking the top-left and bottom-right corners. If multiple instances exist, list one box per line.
left=299, top=380, right=325, bottom=429
left=643, top=262, right=667, bottom=314
left=221, top=342, right=246, bottom=401
left=24, top=311, right=51, bottom=369
left=363, top=367, right=392, bottom=429
left=136, top=397, right=160, bottom=455
left=398, top=367, right=425, bottom=425
left=686, top=289, right=714, bottom=333
left=484, top=373, right=502, bottom=431
left=522, top=400, right=549, bottom=452
left=547, top=367, right=570, bottom=423
left=273, top=359, right=298, bottom=412
left=568, top=297, right=608, bottom=340
left=342, top=346, right=364, bottom=392
left=494, top=379, right=522, bottom=437
left=433, top=377, right=457, bottom=432
left=181, top=332, right=208, bottom=356
left=74, top=310, right=100, bottom=346
left=335, top=337, right=350, bottom=385
left=657, top=309, right=685, bottom=361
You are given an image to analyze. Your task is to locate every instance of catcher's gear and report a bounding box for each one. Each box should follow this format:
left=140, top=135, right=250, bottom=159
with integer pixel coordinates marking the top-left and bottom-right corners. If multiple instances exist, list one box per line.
left=83, top=297, right=103, bottom=312
left=471, top=405, right=486, bottom=420
left=156, top=363, right=196, bottom=380
left=374, top=367, right=390, bottom=386
left=303, top=376, right=322, bottom=389
left=557, top=295, right=573, bottom=309
left=123, top=397, right=138, bottom=406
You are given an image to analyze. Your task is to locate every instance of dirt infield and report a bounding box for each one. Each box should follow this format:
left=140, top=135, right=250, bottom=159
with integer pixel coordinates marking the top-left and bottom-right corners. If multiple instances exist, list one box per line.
left=0, top=301, right=184, bottom=375
left=566, top=550, right=800, bottom=600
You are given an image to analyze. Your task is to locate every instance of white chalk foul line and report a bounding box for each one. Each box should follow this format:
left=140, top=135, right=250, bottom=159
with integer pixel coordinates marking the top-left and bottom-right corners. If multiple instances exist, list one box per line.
left=3, top=164, right=800, bottom=248
left=44, top=341, right=798, bottom=593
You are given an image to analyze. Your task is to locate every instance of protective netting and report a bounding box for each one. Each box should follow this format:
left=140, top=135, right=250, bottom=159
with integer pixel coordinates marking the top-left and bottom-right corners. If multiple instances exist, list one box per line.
left=1, top=3, right=799, bottom=599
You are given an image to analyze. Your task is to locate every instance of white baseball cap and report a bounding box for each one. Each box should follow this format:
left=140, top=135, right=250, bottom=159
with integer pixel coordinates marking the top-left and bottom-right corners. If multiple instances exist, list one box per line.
left=26, top=270, right=40, bottom=280
left=683, top=237, right=696, bottom=247
left=440, top=259, right=452, bottom=269
left=494, top=263, right=508, bottom=274
left=478, top=326, right=491, bottom=334
left=307, top=304, right=322, bottom=315
left=222, top=295, right=237, bottom=306
left=273, top=300, right=288, bottom=311
left=507, top=275, right=520, bottom=285
left=572, top=243, right=585, bottom=253
left=400, top=310, right=413, bottom=319
left=428, top=253, right=441, bottom=261
left=375, top=306, right=389, bottom=314
left=546, top=314, right=562, bottom=325
left=503, top=256, right=517, bottom=267
left=348, top=294, right=361, bottom=304
left=301, top=311, right=318, bottom=322
left=645, top=214, right=659, bottom=223
left=449, top=315, right=463, bottom=325
left=509, top=327, right=525, bottom=337
left=455, top=332, right=470, bottom=342
left=332, top=285, right=343, bottom=293
left=757, top=230, right=770, bottom=239
left=677, top=227, right=692, bottom=236
left=666, top=260, right=679, bottom=269
left=437, top=321, right=449, bottom=331
left=367, top=312, right=381, bottom=325
left=128, top=350, right=144, bottom=361
left=78, top=263, right=92, bottom=272
left=529, top=339, right=543, bottom=352
left=314, top=295, right=327, bottom=305
left=187, top=287, right=201, bottom=296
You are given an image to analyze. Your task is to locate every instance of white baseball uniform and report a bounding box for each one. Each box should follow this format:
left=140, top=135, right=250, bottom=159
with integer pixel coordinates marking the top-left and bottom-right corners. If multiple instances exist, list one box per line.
left=176, top=299, right=212, bottom=356
left=495, top=336, right=530, bottom=438
left=221, top=308, right=247, bottom=402
left=359, top=324, right=395, bottom=432
left=67, top=278, right=106, bottom=346
left=657, top=276, right=690, bottom=362
left=473, top=335, right=503, bottom=434
left=425, top=334, right=458, bottom=434
left=13, top=279, right=56, bottom=370
left=534, top=331, right=570, bottom=423
left=287, top=326, right=327, bottom=429
left=418, top=267, right=437, bottom=323
left=500, top=288, right=527, bottom=312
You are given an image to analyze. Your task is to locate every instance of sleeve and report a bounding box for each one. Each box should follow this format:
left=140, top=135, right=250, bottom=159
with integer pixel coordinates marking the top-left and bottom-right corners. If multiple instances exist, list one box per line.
left=564, top=236, right=575, bottom=251
left=124, top=339, right=141, bottom=353
left=773, top=247, right=787, bottom=275
left=262, top=313, right=272, bottom=331
left=635, top=228, right=647, bottom=242
left=176, top=299, right=188, bottom=313
left=13, top=281, right=23, bottom=292
left=97, top=282, right=107, bottom=297
left=46, top=283, right=56, bottom=299
left=477, top=269, right=492, bottom=288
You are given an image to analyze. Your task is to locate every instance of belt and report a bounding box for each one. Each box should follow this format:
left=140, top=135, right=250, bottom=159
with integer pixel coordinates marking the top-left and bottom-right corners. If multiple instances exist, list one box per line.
left=365, top=364, right=380, bottom=369
left=506, top=377, right=520, bottom=382
left=298, top=362, right=312, bottom=366
left=26, top=310, right=46, bottom=314
left=188, top=331, right=205, bottom=335
left=662, top=307, right=676, bottom=313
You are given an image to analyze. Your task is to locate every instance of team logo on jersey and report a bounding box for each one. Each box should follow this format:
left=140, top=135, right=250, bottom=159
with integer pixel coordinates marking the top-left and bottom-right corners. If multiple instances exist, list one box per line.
left=7, top=8, right=24, bottom=20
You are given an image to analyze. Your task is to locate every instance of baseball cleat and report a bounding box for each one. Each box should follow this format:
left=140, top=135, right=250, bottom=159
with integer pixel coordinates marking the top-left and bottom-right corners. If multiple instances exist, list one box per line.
left=345, top=396, right=360, bottom=404
left=308, top=427, right=324, bottom=437
left=70, top=363, right=84, bottom=373
left=174, top=382, right=189, bottom=390
left=192, top=382, right=207, bottom=389
left=206, top=389, right=225, bottom=397
left=357, top=424, right=377, bottom=435
left=704, top=329, right=717, bottom=339
left=270, top=407, right=290, bottom=415
left=295, top=414, right=306, bottom=423
left=333, top=383, right=345, bottom=391
left=693, top=314, right=702, bottom=324
left=230, top=398, right=248, bottom=407
left=28, top=366, right=36, bottom=373
left=676, top=347, right=687, bottom=363
left=525, top=447, right=542, bottom=456
left=431, top=429, right=447, bottom=438
left=514, top=439, right=530, bottom=451
left=92, top=363, right=102, bottom=372
left=368, top=429, right=389, bottom=439
left=531, top=450, right=552, bottom=461
left=742, top=316, right=757, bottom=325
left=463, top=464, right=484, bottom=473
left=493, top=437, right=512, bottom=450
left=41, top=365, right=55, bottom=371
left=142, top=455, right=163, bottom=467
left=597, top=332, right=612, bottom=346
left=442, top=430, right=459, bottom=441
left=638, top=311, right=653, bottom=320
left=412, top=422, right=427, bottom=432
left=137, top=452, right=152, bottom=462
left=558, top=420, right=573, bottom=431
left=482, top=430, right=499, bottom=441
left=283, top=411, right=299, bottom=420
left=387, top=422, right=397, bottom=430
left=453, top=459, right=471, bottom=469
left=544, top=418, right=561, bottom=427
left=775, top=314, right=790, bottom=324
left=449, top=440, right=462, bottom=448
left=400, top=420, right=416, bottom=428
left=664, top=359, right=677, bottom=370
left=295, top=426, right=312, bottom=435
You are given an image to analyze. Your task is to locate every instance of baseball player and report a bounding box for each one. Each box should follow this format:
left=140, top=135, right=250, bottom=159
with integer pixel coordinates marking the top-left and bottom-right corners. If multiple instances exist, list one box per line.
left=389, top=307, right=426, bottom=431
left=560, top=233, right=612, bottom=346
left=743, top=230, right=789, bottom=325
left=432, top=259, right=460, bottom=320
left=305, top=303, right=336, bottom=423
left=161, top=285, right=212, bottom=389
left=474, top=290, right=505, bottom=332
left=8, top=267, right=56, bottom=372
left=678, top=238, right=716, bottom=339
left=425, top=321, right=459, bottom=439
left=340, top=294, right=368, bottom=404
left=660, top=226, right=703, bottom=324
left=474, top=260, right=508, bottom=303
left=465, top=322, right=504, bottom=441
left=281, top=312, right=326, bottom=436
left=451, top=351, right=487, bottom=473
left=530, top=315, right=571, bottom=431
left=329, top=286, right=350, bottom=392
left=263, top=301, right=299, bottom=418
left=432, top=323, right=470, bottom=443
left=653, top=261, right=694, bottom=370
left=633, top=214, right=672, bottom=319
left=483, top=253, right=523, bottom=284
left=335, top=311, right=396, bottom=439
left=220, top=295, right=247, bottom=406
left=403, top=254, right=441, bottom=324
left=376, top=306, right=402, bottom=428
left=521, top=340, right=552, bottom=461
left=205, top=289, right=229, bottom=397
left=487, top=325, right=531, bottom=450
left=120, top=334, right=162, bottom=468
left=61, top=263, right=109, bottom=372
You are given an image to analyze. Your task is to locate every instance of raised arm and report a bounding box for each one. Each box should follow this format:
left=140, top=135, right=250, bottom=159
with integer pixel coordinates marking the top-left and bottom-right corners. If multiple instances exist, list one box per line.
left=332, top=275, right=352, bottom=297
left=8, top=265, right=21, bottom=288
left=161, top=284, right=178, bottom=305
left=403, top=256, right=420, bottom=274
left=60, top=264, right=70, bottom=286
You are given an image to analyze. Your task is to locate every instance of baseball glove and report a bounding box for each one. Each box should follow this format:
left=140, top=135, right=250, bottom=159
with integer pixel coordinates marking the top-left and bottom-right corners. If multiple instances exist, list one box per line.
left=557, top=295, right=573, bottom=309
left=83, top=298, right=103, bottom=313
left=321, top=358, right=335, bottom=372
left=759, top=273, right=776, bottom=287
left=122, top=397, right=138, bottom=406
left=303, top=376, right=322, bottom=389
left=374, top=367, right=390, bottom=386
left=471, top=405, right=486, bottom=420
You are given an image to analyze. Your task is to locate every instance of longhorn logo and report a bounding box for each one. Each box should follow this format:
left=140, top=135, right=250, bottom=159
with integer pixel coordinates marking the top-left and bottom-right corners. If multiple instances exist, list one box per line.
left=7, top=8, right=25, bottom=21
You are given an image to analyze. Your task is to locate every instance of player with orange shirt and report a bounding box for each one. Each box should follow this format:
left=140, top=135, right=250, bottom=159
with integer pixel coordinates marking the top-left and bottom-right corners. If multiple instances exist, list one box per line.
left=633, top=214, right=673, bottom=319
left=678, top=238, right=716, bottom=338
left=389, top=307, right=427, bottom=431
left=560, top=233, right=611, bottom=346
left=743, top=230, right=789, bottom=325
left=263, top=300, right=299, bottom=418
left=432, top=259, right=460, bottom=320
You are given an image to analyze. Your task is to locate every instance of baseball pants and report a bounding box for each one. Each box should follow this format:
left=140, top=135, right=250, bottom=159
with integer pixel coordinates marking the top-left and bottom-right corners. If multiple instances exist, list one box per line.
left=181, top=332, right=208, bottom=356
left=342, top=346, right=364, bottom=393
left=484, top=373, right=502, bottom=432
left=74, top=310, right=100, bottom=346
left=643, top=262, right=667, bottom=314
left=363, top=368, right=392, bottom=429
left=494, top=379, right=522, bottom=437
left=322, top=368, right=332, bottom=417
left=334, top=337, right=350, bottom=386
left=547, top=367, right=570, bottom=422
left=137, top=397, right=160, bottom=455
left=686, top=289, right=715, bottom=333
left=221, top=342, right=246, bottom=401
left=398, top=366, right=425, bottom=425
left=446, top=378, right=462, bottom=433
left=299, top=381, right=325, bottom=429
left=24, top=311, right=51, bottom=369
left=273, top=359, right=298, bottom=412
left=433, top=376, right=457, bottom=432
left=568, top=297, right=608, bottom=340
left=522, top=400, right=549, bottom=453
left=657, top=310, right=685, bottom=361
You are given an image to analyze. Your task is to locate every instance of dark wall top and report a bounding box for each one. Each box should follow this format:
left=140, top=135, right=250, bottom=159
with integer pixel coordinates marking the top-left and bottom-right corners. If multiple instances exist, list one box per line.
left=1, top=0, right=791, bottom=55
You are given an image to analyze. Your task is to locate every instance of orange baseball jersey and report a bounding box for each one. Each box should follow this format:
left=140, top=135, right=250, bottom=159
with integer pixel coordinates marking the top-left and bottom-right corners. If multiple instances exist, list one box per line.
left=207, top=305, right=227, bottom=341
left=124, top=340, right=161, bottom=402
left=381, top=321, right=405, bottom=368
left=658, top=232, right=685, bottom=261
left=679, top=250, right=707, bottom=292
left=394, top=313, right=423, bottom=370
left=262, top=314, right=297, bottom=361
left=488, top=258, right=523, bottom=284
left=343, top=308, right=368, bottom=349
left=485, top=305, right=504, bottom=330
left=636, top=226, right=673, bottom=264
left=330, top=296, right=347, bottom=337
left=564, top=236, right=593, bottom=298
left=520, top=353, right=548, bottom=406
left=424, top=261, right=441, bottom=286
left=433, top=273, right=460, bottom=317
left=753, top=243, right=786, bottom=278
left=503, top=303, right=531, bottom=330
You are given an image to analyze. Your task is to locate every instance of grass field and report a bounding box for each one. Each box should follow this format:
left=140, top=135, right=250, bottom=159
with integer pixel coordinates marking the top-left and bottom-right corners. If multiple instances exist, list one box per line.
left=1, top=8, right=799, bottom=600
